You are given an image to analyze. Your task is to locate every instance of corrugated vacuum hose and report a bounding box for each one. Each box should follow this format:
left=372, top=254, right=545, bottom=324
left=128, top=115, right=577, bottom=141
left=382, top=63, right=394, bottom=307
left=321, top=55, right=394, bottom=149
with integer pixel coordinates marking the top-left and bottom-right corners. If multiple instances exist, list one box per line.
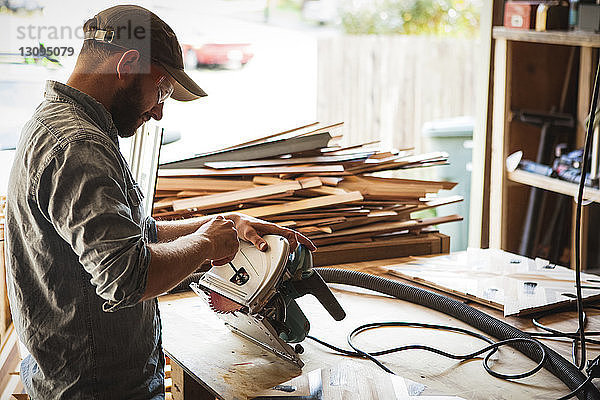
left=315, top=268, right=600, bottom=400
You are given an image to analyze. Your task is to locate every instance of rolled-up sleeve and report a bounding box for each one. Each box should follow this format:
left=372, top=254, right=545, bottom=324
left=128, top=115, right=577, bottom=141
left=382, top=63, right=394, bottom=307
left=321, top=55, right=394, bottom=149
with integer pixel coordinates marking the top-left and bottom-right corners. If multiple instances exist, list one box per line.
left=38, top=138, right=151, bottom=312
left=143, top=216, right=158, bottom=244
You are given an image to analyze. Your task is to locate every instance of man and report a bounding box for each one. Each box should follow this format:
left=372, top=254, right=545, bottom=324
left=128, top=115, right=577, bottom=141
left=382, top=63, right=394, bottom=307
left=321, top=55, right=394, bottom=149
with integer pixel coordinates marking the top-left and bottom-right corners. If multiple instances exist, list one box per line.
left=5, top=5, right=315, bottom=399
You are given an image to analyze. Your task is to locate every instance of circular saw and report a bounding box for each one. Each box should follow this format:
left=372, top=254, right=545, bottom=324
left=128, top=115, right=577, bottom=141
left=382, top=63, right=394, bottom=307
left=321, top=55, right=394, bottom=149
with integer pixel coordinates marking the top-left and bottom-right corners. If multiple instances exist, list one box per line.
left=190, top=235, right=346, bottom=367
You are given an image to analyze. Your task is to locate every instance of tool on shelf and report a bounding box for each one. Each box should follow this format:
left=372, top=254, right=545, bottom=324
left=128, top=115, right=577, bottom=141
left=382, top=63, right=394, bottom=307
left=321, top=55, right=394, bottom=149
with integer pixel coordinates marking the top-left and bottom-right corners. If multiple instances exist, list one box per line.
left=511, top=109, right=575, bottom=258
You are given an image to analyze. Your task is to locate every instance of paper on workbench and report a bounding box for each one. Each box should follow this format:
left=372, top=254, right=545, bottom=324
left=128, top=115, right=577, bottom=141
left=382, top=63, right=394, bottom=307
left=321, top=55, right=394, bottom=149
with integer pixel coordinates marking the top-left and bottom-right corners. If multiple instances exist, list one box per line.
left=250, top=359, right=464, bottom=399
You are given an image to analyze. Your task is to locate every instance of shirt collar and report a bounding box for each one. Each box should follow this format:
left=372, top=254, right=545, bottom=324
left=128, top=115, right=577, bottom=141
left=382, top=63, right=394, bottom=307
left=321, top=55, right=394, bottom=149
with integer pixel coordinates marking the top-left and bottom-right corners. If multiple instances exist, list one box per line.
left=44, top=80, right=120, bottom=143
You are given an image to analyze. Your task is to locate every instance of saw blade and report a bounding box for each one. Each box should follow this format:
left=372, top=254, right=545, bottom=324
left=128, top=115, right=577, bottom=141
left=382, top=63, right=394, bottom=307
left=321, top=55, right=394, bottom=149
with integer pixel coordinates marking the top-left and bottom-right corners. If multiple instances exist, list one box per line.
left=208, top=291, right=244, bottom=314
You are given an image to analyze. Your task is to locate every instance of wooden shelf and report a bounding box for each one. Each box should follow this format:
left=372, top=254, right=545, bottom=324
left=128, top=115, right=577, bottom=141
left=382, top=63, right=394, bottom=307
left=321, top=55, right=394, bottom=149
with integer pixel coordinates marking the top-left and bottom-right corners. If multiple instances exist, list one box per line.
left=507, top=169, right=600, bottom=203
left=493, top=27, right=600, bottom=48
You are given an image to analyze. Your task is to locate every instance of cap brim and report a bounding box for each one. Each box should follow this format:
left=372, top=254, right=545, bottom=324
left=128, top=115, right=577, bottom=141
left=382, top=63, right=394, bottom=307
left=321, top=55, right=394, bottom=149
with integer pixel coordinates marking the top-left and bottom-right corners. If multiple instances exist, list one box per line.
left=158, top=61, right=207, bottom=101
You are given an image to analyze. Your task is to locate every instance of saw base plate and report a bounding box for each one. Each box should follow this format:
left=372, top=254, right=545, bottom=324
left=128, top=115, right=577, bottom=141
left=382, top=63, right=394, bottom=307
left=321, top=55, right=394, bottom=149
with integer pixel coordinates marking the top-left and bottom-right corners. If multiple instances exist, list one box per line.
left=190, top=282, right=304, bottom=368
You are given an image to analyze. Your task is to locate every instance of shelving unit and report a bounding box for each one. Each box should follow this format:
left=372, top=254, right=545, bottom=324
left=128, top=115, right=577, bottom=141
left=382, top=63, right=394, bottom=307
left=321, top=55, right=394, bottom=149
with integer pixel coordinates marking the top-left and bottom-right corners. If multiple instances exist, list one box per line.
left=493, top=27, right=600, bottom=47
left=489, top=27, right=600, bottom=268
left=507, top=170, right=600, bottom=203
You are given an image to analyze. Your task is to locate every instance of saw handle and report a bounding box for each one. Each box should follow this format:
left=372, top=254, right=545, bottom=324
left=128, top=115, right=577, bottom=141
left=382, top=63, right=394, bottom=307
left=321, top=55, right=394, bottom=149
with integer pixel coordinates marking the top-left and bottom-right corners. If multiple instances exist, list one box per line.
left=292, top=270, right=346, bottom=321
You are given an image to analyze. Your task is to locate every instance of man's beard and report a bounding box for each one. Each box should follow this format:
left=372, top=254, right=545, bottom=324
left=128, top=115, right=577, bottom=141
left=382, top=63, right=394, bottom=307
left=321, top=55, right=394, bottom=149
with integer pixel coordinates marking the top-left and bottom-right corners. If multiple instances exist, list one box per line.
left=109, top=75, right=146, bottom=138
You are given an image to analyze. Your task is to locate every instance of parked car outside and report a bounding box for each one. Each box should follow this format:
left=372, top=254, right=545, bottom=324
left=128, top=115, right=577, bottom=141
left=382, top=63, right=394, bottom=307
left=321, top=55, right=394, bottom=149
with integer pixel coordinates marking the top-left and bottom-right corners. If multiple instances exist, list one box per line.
left=182, top=42, right=253, bottom=70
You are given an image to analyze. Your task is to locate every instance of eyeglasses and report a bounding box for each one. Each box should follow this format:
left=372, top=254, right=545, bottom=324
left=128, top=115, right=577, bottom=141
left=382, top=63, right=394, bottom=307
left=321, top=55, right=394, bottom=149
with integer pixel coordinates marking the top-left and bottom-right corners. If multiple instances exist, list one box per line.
left=156, top=75, right=174, bottom=104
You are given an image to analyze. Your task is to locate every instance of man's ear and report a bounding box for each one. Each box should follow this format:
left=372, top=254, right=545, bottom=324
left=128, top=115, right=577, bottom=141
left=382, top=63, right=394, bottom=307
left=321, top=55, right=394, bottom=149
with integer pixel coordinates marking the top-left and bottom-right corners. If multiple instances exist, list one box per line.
left=116, top=49, right=141, bottom=80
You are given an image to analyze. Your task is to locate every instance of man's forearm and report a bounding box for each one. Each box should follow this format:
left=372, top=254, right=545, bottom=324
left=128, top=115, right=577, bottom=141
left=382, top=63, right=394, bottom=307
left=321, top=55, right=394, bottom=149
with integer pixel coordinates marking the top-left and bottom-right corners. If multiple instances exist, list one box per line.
left=155, top=215, right=213, bottom=242
left=155, top=213, right=244, bottom=242
left=141, top=233, right=211, bottom=300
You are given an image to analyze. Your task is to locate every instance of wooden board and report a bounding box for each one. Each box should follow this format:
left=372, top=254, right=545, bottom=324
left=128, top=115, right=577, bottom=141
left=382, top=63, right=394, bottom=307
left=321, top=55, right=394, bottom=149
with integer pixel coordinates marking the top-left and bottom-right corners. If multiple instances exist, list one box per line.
left=235, top=192, right=364, bottom=218
left=171, top=179, right=322, bottom=212
left=295, top=121, right=345, bottom=137
left=395, top=196, right=464, bottom=216
left=320, top=140, right=380, bottom=154
left=327, top=210, right=401, bottom=231
left=267, top=210, right=370, bottom=221
left=312, top=233, right=449, bottom=266
left=159, top=165, right=345, bottom=178
left=291, top=217, right=347, bottom=228
left=338, top=175, right=456, bottom=199
left=203, top=154, right=371, bottom=169
left=347, top=152, right=449, bottom=174
left=160, top=132, right=333, bottom=168
left=157, top=177, right=255, bottom=192
left=309, top=215, right=463, bottom=246
left=217, top=122, right=320, bottom=152
left=386, top=249, right=600, bottom=316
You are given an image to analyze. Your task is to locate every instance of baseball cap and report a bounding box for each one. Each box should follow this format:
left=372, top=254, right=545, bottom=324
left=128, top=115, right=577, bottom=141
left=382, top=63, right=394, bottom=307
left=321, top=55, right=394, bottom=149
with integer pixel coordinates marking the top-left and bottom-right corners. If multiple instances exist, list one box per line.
left=83, top=5, right=207, bottom=101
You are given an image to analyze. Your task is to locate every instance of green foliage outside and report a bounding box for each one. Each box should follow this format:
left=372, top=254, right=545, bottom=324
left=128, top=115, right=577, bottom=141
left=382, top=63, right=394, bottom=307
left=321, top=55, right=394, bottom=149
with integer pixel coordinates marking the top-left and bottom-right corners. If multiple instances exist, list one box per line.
left=276, top=0, right=304, bottom=12
left=340, top=0, right=481, bottom=37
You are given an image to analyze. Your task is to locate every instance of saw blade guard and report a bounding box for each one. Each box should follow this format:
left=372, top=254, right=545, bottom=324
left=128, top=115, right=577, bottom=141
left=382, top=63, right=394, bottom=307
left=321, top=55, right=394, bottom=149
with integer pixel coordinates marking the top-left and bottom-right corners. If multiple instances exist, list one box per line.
left=196, top=235, right=290, bottom=312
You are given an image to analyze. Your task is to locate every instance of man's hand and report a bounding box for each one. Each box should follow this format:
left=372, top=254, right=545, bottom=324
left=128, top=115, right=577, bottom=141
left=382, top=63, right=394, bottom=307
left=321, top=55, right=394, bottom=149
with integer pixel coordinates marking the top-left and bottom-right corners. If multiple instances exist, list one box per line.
left=143, top=214, right=312, bottom=301
left=225, top=213, right=316, bottom=253
left=194, top=215, right=240, bottom=266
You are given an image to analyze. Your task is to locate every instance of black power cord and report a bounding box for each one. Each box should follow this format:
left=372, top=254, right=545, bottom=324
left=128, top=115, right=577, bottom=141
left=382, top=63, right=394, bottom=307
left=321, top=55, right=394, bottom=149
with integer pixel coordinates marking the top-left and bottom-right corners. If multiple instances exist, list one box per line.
left=574, top=48, right=600, bottom=371
left=308, top=319, right=600, bottom=399
left=308, top=322, right=547, bottom=380
left=528, top=313, right=600, bottom=366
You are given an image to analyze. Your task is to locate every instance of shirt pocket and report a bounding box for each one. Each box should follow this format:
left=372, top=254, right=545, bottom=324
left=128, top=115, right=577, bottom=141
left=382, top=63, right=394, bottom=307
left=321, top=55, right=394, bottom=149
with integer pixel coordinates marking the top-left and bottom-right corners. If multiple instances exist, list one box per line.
left=126, top=183, right=145, bottom=223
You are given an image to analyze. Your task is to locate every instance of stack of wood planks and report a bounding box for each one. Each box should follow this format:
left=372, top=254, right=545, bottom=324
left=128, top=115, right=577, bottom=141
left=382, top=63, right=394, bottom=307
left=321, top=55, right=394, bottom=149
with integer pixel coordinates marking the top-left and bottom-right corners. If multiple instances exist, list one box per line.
left=153, top=122, right=463, bottom=265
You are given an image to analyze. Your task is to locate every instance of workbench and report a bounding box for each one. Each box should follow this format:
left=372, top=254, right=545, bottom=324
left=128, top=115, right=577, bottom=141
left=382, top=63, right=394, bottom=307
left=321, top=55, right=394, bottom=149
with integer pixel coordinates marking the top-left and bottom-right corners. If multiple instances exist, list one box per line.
left=159, top=253, right=600, bottom=399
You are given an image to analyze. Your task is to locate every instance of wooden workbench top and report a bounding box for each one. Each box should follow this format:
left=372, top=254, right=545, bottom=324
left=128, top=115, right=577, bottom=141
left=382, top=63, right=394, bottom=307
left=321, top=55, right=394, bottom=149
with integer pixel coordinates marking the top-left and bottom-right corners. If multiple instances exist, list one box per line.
left=159, top=254, right=600, bottom=400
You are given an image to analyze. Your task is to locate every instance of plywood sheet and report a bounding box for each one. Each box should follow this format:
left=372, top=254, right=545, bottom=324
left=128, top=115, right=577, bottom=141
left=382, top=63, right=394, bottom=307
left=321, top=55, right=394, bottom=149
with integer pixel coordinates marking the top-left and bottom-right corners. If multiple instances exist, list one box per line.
left=386, top=249, right=600, bottom=316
